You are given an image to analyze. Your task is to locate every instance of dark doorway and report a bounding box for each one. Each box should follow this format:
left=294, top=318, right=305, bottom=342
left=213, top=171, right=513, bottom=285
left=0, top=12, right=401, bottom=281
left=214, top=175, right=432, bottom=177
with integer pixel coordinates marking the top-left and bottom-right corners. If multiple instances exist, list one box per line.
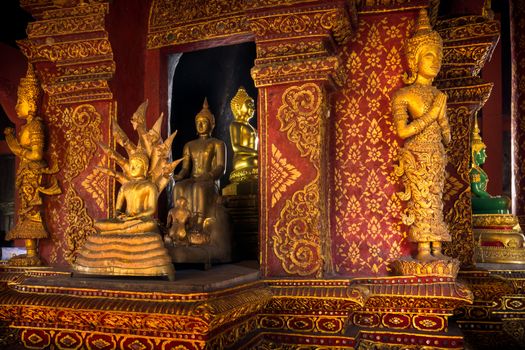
left=169, top=42, right=257, bottom=188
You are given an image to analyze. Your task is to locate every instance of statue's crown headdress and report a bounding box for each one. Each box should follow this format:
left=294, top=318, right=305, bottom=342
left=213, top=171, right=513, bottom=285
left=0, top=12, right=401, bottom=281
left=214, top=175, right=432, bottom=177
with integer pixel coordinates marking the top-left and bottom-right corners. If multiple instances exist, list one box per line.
left=404, top=9, right=443, bottom=84
left=18, top=64, right=40, bottom=110
left=471, top=116, right=486, bottom=155
left=196, top=98, right=215, bottom=126
left=230, top=87, right=254, bottom=116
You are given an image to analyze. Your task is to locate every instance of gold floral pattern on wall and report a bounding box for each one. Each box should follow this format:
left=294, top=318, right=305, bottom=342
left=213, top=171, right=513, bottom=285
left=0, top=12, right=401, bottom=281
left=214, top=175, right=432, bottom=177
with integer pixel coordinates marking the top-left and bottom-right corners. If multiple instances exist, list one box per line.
left=270, top=144, right=302, bottom=208
left=332, top=14, right=417, bottom=275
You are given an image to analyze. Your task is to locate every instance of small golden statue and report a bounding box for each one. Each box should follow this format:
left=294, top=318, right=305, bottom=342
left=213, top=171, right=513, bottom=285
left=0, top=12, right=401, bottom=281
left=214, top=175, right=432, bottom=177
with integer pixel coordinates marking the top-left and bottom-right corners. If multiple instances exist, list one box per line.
left=3, top=64, right=61, bottom=267
left=74, top=101, right=179, bottom=280
left=170, top=99, right=231, bottom=265
left=223, top=87, right=258, bottom=196
left=392, top=9, right=452, bottom=262
left=165, top=196, right=191, bottom=245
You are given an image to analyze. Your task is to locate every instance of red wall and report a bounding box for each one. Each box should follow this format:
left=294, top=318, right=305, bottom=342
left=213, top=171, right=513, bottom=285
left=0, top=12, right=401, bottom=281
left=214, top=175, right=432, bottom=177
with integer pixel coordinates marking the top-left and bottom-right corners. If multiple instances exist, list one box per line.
left=330, top=8, right=417, bottom=276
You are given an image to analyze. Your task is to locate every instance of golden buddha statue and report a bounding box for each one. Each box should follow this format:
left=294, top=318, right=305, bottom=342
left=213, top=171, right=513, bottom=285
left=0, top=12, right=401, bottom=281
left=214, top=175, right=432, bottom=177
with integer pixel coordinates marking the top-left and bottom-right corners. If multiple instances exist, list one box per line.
left=393, top=9, right=451, bottom=262
left=74, top=102, right=179, bottom=280
left=173, top=99, right=226, bottom=233
left=223, top=87, right=258, bottom=196
left=3, top=64, right=61, bottom=266
left=170, top=99, right=231, bottom=265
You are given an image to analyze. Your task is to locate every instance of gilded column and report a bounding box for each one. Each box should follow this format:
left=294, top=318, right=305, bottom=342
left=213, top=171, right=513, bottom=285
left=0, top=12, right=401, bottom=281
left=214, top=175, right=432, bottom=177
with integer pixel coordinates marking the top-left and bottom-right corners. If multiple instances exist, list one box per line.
left=248, top=1, right=355, bottom=277
left=434, top=15, right=499, bottom=265
left=18, top=0, right=115, bottom=266
left=510, top=0, right=525, bottom=225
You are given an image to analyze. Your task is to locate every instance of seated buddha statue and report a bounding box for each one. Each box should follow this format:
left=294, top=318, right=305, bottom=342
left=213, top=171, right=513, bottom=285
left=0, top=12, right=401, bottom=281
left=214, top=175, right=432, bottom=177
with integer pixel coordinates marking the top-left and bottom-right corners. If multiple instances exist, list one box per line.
left=223, top=87, right=258, bottom=196
left=74, top=102, right=179, bottom=280
left=94, top=151, right=159, bottom=235
left=170, top=99, right=231, bottom=265
left=173, top=99, right=226, bottom=234
left=470, top=117, right=510, bottom=214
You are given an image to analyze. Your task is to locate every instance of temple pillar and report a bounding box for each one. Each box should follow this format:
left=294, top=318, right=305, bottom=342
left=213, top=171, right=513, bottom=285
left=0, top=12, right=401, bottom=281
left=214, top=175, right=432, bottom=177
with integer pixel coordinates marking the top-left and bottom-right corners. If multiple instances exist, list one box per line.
left=434, top=14, right=499, bottom=266
left=17, top=0, right=115, bottom=266
left=510, top=0, right=525, bottom=224
left=248, top=1, right=355, bottom=278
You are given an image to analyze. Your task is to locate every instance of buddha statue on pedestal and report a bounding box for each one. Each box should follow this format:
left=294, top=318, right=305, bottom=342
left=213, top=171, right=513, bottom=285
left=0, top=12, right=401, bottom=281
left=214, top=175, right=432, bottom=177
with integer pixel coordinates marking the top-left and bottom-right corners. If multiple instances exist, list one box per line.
left=391, top=9, right=459, bottom=277
left=168, top=99, right=231, bottom=266
left=470, top=117, right=525, bottom=263
left=3, top=64, right=61, bottom=267
left=223, top=87, right=258, bottom=196
left=470, top=117, right=510, bottom=214
left=73, top=102, right=179, bottom=280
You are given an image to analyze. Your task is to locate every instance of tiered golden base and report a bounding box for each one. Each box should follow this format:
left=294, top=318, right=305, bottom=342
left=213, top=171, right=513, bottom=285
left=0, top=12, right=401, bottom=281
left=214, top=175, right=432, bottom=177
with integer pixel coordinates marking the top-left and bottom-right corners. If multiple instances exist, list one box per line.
left=7, top=254, right=42, bottom=267
left=391, top=257, right=461, bottom=278
left=74, top=232, right=174, bottom=280
left=473, top=214, right=525, bottom=264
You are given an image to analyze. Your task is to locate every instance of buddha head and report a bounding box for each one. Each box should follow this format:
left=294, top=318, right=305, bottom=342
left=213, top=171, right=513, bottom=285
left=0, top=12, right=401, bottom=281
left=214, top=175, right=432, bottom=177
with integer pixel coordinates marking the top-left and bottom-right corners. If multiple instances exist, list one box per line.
left=230, top=87, right=255, bottom=122
left=404, top=9, right=443, bottom=84
left=129, top=150, right=150, bottom=178
left=195, top=98, right=215, bottom=136
left=471, top=117, right=487, bottom=166
left=16, top=64, right=40, bottom=119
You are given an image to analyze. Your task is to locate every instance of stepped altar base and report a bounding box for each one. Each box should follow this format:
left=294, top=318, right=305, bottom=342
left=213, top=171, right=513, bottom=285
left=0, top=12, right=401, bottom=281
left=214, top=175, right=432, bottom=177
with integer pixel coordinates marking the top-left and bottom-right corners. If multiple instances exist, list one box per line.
left=0, top=263, right=482, bottom=349
left=473, top=214, right=525, bottom=264
left=0, top=263, right=372, bottom=349
left=348, top=276, right=473, bottom=350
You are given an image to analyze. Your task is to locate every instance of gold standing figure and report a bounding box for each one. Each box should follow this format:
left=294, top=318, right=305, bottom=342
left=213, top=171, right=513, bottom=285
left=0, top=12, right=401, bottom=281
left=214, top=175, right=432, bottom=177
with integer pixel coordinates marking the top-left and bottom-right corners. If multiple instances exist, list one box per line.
left=74, top=101, right=179, bottom=280
left=3, top=64, right=61, bottom=266
left=393, top=9, right=451, bottom=261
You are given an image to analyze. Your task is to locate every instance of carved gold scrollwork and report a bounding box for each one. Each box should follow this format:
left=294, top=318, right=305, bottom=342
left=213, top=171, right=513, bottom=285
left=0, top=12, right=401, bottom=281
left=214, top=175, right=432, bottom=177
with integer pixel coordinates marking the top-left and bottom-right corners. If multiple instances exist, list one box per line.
left=60, top=104, right=102, bottom=182
left=278, top=84, right=322, bottom=162
left=50, top=104, right=102, bottom=263
left=63, top=186, right=96, bottom=264
left=273, top=83, right=327, bottom=276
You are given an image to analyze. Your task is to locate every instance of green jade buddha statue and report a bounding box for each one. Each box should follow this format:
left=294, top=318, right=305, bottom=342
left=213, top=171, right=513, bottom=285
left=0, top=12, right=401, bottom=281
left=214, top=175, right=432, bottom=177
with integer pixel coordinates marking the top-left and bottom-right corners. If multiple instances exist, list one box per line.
left=470, top=117, right=510, bottom=214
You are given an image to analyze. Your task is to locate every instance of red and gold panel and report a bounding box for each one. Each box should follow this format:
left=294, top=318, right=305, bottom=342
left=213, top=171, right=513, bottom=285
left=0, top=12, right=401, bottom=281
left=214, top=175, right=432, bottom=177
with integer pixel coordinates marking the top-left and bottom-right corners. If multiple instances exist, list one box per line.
left=85, top=333, right=115, bottom=350
left=413, top=314, right=446, bottom=332
left=258, top=81, right=330, bottom=277
left=353, top=312, right=381, bottom=328
left=382, top=313, right=411, bottom=329
left=331, top=7, right=418, bottom=276
left=55, top=331, right=83, bottom=350
left=21, top=329, right=50, bottom=349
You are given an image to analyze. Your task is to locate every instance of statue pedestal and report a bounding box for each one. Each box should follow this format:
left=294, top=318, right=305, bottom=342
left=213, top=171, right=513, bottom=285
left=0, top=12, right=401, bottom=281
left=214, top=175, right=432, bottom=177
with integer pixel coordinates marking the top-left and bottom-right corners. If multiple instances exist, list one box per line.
left=473, top=214, right=525, bottom=263
left=74, top=231, right=175, bottom=280
left=222, top=194, right=258, bottom=261
left=167, top=206, right=232, bottom=267
left=348, top=275, right=473, bottom=349
left=391, top=257, right=461, bottom=278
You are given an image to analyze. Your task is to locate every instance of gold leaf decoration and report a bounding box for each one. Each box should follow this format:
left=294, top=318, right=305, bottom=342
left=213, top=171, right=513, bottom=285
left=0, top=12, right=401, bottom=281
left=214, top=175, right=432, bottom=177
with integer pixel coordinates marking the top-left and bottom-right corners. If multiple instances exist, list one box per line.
left=270, top=144, right=302, bottom=208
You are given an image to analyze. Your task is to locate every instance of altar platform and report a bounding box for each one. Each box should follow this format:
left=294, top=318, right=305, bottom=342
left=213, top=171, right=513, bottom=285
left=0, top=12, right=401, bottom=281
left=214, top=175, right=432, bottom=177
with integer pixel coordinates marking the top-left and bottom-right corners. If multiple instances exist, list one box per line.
left=0, top=260, right=481, bottom=349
